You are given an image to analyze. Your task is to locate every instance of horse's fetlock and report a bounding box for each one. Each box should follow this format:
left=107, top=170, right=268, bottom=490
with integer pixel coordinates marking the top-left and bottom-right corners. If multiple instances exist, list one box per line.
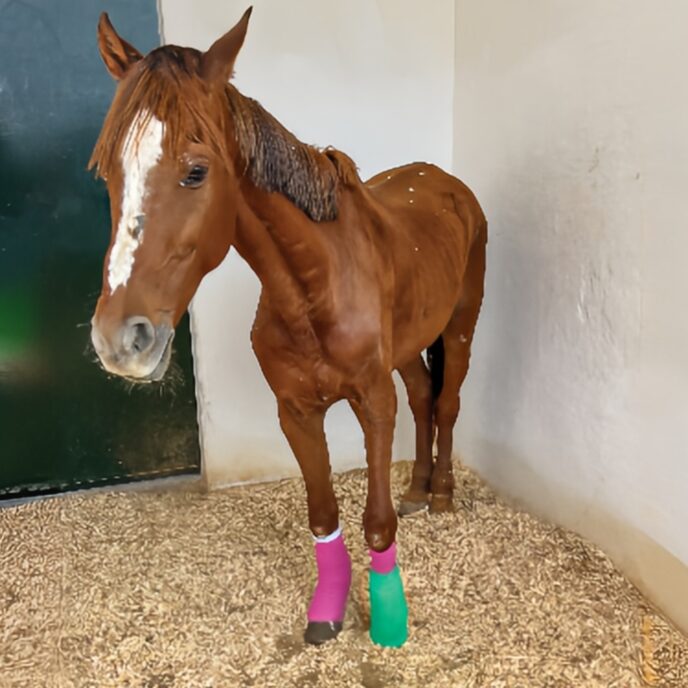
left=363, top=515, right=396, bottom=552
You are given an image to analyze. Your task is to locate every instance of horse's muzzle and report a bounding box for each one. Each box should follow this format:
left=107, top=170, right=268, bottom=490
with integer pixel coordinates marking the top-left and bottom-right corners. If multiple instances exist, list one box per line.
left=90, top=315, right=174, bottom=383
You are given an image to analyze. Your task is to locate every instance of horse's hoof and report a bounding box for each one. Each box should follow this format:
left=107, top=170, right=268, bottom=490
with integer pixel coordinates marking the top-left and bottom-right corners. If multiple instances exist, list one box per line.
left=429, top=494, right=454, bottom=514
left=398, top=499, right=428, bottom=516
left=304, top=621, right=343, bottom=645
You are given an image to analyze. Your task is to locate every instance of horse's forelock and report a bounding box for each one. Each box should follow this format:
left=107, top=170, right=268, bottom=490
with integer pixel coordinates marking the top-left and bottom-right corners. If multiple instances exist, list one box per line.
left=90, top=45, right=357, bottom=224
left=89, top=46, right=230, bottom=181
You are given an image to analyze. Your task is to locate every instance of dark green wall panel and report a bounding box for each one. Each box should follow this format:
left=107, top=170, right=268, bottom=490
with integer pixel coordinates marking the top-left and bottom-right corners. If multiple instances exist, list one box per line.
left=0, top=1, right=201, bottom=497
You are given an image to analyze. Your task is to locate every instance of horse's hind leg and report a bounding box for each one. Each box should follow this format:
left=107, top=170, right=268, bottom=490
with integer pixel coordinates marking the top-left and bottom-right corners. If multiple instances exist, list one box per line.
left=430, top=226, right=486, bottom=514
left=397, top=356, right=434, bottom=515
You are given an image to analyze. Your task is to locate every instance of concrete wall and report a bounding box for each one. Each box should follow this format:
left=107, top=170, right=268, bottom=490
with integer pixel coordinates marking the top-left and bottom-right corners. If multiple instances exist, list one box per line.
left=159, top=0, right=455, bottom=485
left=453, top=0, right=688, bottom=631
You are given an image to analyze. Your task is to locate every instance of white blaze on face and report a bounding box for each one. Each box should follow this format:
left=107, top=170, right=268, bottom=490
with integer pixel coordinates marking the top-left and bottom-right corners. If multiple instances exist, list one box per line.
left=107, top=112, right=164, bottom=293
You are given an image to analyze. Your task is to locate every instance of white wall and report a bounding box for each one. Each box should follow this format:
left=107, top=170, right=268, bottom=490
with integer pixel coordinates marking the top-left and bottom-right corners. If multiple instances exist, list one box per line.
left=453, top=0, right=688, bottom=629
left=159, top=0, right=455, bottom=485
left=156, top=0, right=688, bottom=632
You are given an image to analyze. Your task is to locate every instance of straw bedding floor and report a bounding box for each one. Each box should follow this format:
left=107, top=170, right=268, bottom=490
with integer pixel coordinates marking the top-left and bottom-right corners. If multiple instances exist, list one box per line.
left=1, top=461, right=686, bottom=687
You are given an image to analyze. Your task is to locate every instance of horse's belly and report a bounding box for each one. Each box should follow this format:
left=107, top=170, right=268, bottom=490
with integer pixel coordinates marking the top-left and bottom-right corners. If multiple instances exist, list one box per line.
left=390, top=219, right=470, bottom=368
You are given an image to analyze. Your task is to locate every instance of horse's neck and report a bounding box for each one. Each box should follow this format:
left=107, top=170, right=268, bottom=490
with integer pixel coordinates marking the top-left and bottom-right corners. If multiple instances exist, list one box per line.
left=224, top=87, right=360, bottom=351
left=233, top=190, right=331, bottom=355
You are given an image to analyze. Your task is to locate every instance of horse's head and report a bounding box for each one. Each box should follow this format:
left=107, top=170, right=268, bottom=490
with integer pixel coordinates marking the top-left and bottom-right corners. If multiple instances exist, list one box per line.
left=89, top=8, right=252, bottom=382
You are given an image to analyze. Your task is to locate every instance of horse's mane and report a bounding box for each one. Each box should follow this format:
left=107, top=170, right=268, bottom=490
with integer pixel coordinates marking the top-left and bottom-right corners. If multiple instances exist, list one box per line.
left=89, top=45, right=357, bottom=222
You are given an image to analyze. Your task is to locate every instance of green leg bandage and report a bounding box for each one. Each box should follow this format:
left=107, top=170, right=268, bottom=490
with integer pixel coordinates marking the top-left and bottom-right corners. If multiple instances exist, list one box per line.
left=368, top=566, right=408, bottom=647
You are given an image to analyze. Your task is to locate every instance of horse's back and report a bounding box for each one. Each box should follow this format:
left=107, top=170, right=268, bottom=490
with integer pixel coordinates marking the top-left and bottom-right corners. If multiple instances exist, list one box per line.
left=365, top=162, right=484, bottom=232
left=364, top=160, right=485, bottom=285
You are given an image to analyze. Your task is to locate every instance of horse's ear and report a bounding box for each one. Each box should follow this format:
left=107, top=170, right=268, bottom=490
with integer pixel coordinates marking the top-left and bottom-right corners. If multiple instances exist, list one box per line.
left=97, top=13, right=143, bottom=81
left=200, top=7, right=253, bottom=84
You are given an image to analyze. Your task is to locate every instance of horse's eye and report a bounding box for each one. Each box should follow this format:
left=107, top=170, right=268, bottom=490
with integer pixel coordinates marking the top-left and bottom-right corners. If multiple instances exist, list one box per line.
left=180, top=164, right=208, bottom=188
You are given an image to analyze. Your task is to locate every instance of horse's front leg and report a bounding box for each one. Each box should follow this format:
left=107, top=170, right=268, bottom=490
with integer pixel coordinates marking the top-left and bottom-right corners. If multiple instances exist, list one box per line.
left=277, top=400, right=352, bottom=645
left=349, top=373, right=409, bottom=647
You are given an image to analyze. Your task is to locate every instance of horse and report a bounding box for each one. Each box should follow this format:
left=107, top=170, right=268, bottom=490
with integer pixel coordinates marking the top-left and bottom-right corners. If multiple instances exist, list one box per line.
left=88, top=7, right=487, bottom=648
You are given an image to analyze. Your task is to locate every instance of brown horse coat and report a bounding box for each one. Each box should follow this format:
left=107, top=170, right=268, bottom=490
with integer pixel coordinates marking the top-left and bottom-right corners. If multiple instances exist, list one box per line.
left=89, top=9, right=487, bottom=562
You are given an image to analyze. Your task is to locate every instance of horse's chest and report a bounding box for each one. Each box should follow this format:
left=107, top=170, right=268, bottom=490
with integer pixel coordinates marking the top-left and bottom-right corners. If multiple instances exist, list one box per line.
left=251, top=316, right=341, bottom=406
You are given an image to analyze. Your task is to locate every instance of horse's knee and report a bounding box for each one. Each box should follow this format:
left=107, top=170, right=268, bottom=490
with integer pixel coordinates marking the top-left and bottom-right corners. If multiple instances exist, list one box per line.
left=277, top=396, right=316, bottom=429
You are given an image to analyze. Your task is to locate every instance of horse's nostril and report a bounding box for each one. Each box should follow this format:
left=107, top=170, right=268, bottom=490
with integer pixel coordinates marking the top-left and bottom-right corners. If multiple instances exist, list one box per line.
left=131, top=323, right=152, bottom=353
left=122, top=317, right=155, bottom=356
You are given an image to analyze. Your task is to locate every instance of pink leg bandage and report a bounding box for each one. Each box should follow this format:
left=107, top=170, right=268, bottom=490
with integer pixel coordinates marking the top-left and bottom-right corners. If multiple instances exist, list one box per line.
left=369, top=541, right=397, bottom=574
left=307, top=528, right=352, bottom=623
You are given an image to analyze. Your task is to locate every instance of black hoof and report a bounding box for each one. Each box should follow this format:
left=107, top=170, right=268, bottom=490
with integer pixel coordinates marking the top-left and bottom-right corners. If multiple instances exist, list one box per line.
left=304, top=621, right=343, bottom=645
left=398, top=499, right=428, bottom=516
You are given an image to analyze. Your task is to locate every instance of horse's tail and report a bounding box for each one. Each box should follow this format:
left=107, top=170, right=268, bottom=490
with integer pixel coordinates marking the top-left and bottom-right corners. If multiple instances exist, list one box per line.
left=427, top=335, right=445, bottom=400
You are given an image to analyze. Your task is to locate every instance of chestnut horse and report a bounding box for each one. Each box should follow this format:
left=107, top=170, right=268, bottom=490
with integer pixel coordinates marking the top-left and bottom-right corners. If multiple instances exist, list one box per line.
left=89, top=8, right=486, bottom=647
